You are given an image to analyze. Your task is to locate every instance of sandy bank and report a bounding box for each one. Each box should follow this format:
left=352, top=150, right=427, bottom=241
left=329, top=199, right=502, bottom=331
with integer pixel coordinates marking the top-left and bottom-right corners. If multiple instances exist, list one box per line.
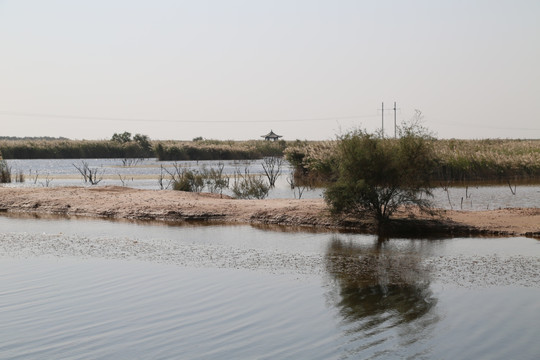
left=1, top=186, right=539, bottom=237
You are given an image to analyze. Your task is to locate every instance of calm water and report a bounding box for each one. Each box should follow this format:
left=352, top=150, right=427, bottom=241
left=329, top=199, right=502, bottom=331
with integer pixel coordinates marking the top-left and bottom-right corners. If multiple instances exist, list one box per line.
left=3, top=158, right=318, bottom=199
left=1, top=214, right=539, bottom=359
left=4, top=158, right=540, bottom=207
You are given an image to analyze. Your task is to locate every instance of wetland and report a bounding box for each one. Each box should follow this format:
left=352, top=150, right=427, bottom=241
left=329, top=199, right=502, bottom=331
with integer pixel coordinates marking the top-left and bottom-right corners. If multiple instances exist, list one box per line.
left=1, top=158, right=539, bottom=359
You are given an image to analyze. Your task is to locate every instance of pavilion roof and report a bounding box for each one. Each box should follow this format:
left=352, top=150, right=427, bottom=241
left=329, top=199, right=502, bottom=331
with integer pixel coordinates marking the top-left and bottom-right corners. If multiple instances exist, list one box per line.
left=261, top=130, right=282, bottom=138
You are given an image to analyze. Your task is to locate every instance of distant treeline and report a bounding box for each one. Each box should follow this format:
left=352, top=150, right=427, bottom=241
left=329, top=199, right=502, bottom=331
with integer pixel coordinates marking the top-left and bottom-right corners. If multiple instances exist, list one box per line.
left=0, top=136, right=69, bottom=141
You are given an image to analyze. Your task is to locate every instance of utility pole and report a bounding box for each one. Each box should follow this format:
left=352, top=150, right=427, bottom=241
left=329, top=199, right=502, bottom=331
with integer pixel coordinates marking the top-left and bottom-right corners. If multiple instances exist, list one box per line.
left=393, top=102, right=397, bottom=138
left=381, top=102, right=384, bottom=137
left=380, top=101, right=399, bottom=137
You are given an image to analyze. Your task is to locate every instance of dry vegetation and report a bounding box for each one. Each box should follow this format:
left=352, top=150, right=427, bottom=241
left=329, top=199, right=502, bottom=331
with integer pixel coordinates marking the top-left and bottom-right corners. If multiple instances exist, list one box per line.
left=1, top=137, right=539, bottom=183
left=431, top=139, right=540, bottom=181
left=0, top=139, right=152, bottom=159
left=285, top=138, right=540, bottom=183
left=0, top=138, right=288, bottom=161
left=154, top=139, right=287, bottom=160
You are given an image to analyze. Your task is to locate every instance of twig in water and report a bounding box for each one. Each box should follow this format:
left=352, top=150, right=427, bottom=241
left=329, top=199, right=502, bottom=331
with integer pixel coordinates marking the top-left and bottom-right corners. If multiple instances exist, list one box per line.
left=440, top=182, right=453, bottom=210
left=507, top=180, right=516, bottom=195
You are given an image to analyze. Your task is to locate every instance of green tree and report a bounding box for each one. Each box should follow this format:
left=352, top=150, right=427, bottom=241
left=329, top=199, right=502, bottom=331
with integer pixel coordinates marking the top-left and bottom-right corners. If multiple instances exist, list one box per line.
left=324, top=124, right=435, bottom=229
left=111, top=132, right=132, bottom=143
left=133, top=133, right=152, bottom=152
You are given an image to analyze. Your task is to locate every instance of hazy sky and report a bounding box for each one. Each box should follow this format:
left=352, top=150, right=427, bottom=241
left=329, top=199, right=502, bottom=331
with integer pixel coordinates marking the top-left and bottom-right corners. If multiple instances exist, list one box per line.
left=1, top=0, right=539, bottom=140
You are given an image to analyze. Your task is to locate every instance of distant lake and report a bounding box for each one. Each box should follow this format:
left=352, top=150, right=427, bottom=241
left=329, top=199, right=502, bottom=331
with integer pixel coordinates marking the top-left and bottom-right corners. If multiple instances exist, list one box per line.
left=4, top=158, right=540, bottom=209
left=1, top=214, right=539, bottom=359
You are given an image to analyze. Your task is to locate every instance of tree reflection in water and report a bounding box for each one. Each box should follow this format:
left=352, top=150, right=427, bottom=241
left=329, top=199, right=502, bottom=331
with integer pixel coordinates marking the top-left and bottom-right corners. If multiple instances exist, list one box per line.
left=324, top=236, right=439, bottom=357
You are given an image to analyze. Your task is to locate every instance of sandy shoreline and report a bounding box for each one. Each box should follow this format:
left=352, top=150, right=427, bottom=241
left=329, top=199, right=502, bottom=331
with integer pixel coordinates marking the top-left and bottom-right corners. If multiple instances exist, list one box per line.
left=1, top=186, right=539, bottom=237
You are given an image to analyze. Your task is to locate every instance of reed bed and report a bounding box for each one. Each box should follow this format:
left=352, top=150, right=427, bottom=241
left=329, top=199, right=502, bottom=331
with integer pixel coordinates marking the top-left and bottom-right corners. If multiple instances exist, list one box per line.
left=0, top=150, right=11, bottom=183
left=0, top=139, right=152, bottom=159
left=2, top=137, right=538, bottom=182
left=285, top=138, right=540, bottom=183
left=0, top=139, right=288, bottom=161
left=432, top=139, right=540, bottom=181
left=154, top=139, right=287, bottom=161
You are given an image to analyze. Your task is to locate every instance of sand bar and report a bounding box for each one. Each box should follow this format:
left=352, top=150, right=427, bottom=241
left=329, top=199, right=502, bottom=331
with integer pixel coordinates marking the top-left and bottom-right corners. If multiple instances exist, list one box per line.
left=0, top=186, right=539, bottom=237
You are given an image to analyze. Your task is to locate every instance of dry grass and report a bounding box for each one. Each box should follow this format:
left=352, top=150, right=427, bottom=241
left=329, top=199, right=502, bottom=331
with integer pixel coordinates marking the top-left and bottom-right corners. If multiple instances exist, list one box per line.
left=0, top=139, right=151, bottom=159
left=154, top=139, right=287, bottom=160
left=285, top=138, right=540, bottom=183
left=432, top=139, right=540, bottom=181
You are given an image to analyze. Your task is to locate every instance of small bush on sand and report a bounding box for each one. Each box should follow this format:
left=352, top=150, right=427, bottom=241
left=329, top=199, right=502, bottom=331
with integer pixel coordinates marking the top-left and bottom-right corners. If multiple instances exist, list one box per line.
left=172, top=169, right=205, bottom=192
left=231, top=169, right=270, bottom=199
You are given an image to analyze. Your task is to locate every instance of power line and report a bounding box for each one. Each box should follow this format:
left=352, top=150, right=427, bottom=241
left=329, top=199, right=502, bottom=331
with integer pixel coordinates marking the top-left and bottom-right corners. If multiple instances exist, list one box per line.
left=0, top=111, right=379, bottom=124
left=430, top=119, right=540, bottom=131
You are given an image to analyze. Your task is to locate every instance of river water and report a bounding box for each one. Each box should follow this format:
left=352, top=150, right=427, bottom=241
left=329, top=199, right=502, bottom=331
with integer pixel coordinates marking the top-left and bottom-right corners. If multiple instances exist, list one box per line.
left=0, top=214, right=539, bottom=359
left=4, top=158, right=540, bottom=208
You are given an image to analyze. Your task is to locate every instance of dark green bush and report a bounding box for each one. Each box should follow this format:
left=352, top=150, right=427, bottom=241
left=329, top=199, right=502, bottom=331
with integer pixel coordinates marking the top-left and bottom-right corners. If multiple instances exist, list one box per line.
left=324, top=126, right=435, bottom=227
left=172, top=169, right=205, bottom=192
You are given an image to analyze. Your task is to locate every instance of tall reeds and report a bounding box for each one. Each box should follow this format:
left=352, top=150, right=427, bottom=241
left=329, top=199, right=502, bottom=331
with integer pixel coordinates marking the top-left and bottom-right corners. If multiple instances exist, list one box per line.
left=154, top=140, right=286, bottom=161
left=286, top=138, right=540, bottom=184
left=0, top=139, right=287, bottom=161
left=0, top=150, right=11, bottom=183
left=0, top=139, right=153, bottom=159
left=432, top=139, right=540, bottom=182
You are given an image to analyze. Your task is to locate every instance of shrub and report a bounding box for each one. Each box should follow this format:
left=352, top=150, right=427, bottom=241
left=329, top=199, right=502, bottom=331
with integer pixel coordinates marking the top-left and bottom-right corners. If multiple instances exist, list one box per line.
left=0, top=159, right=12, bottom=183
left=231, top=169, right=269, bottom=199
left=324, top=125, right=435, bottom=228
left=172, top=169, right=205, bottom=192
left=201, top=163, right=229, bottom=195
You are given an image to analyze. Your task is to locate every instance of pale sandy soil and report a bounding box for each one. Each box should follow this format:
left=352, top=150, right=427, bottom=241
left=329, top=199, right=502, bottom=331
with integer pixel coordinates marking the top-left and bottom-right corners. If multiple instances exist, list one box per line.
left=1, top=186, right=539, bottom=237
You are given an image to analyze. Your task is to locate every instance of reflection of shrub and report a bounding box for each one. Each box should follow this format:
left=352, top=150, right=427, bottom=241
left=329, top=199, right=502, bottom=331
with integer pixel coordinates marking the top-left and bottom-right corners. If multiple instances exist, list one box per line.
left=231, top=169, right=269, bottom=199
left=324, top=237, right=437, bottom=326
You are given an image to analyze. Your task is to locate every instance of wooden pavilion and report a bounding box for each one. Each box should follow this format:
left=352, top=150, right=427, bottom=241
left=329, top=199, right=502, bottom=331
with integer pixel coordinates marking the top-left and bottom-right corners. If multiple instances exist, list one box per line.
left=261, top=130, right=282, bottom=141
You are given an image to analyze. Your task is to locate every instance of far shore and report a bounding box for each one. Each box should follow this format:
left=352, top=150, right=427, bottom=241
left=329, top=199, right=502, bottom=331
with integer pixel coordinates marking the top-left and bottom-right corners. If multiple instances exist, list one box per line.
left=1, top=186, right=539, bottom=238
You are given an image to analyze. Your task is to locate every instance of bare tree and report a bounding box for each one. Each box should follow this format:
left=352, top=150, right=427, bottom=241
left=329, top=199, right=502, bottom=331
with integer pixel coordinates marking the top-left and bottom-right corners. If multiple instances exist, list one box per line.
left=29, top=169, right=39, bottom=184
left=286, top=174, right=310, bottom=199
left=121, top=158, right=142, bottom=167
left=73, top=161, right=103, bottom=185
left=40, top=174, right=53, bottom=187
left=261, top=156, right=283, bottom=188
left=117, top=173, right=133, bottom=187
left=158, top=165, right=173, bottom=190
left=507, top=180, right=516, bottom=195
left=440, top=182, right=453, bottom=210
